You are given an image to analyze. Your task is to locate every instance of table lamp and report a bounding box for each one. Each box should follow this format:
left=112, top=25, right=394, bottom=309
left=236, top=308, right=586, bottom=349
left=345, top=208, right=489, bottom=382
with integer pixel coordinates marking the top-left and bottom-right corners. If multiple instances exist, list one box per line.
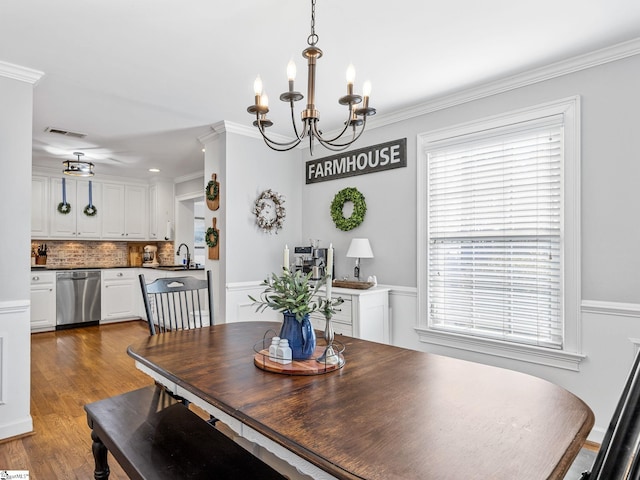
left=346, top=238, right=374, bottom=281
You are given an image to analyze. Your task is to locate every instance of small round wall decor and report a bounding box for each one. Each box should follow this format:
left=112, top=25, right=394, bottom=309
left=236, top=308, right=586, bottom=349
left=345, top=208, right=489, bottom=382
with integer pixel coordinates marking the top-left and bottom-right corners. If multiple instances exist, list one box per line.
left=330, top=187, right=367, bottom=231
left=253, top=189, right=286, bottom=234
left=57, top=202, right=71, bottom=214
left=83, top=205, right=98, bottom=216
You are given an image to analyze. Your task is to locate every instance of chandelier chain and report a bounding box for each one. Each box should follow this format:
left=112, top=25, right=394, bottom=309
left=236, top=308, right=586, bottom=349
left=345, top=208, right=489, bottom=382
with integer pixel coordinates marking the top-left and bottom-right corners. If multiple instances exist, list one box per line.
left=307, top=0, right=318, bottom=46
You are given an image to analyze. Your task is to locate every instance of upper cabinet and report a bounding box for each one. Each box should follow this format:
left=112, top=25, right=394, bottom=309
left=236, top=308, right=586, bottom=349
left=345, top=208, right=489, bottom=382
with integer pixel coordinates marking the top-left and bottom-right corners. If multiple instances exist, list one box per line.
left=102, top=183, right=147, bottom=239
left=149, top=182, right=174, bottom=241
left=76, top=180, right=102, bottom=238
left=32, top=173, right=165, bottom=241
left=49, top=178, right=102, bottom=239
left=31, top=176, right=49, bottom=237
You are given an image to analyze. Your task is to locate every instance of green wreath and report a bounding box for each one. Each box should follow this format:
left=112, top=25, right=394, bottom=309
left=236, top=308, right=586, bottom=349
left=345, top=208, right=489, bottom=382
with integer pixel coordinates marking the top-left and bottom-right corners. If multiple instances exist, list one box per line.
left=206, top=227, right=219, bottom=248
left=206, top=180, right=219, bottom=202
left=57, top=202, right=71, bottom=214
left=330, top=187, right=367, bottom=231
left=83, top=205, right=98, bottom=217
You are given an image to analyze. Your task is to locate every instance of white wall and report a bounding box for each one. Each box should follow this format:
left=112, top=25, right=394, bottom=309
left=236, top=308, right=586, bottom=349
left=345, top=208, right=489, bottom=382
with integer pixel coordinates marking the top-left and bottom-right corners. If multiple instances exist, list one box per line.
left=0, top=62, right=42, bottom=439
left=202, top=123, right=303, bottom=323
left=297, top=47, right=640, bottom=442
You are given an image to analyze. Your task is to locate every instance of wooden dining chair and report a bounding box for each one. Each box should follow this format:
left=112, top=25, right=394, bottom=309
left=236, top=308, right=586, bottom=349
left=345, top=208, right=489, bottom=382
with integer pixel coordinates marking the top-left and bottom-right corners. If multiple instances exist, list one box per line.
left=139, top=270, right=215, bottom=416
left=139, top=270, right=214, bottom=335
left=581, top=348, right=640, bottom=479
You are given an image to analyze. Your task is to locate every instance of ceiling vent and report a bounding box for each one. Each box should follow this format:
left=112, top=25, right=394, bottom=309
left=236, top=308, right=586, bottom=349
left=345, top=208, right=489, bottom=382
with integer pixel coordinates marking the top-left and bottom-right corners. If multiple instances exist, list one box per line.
left=44, top=127, right=87, bottom=138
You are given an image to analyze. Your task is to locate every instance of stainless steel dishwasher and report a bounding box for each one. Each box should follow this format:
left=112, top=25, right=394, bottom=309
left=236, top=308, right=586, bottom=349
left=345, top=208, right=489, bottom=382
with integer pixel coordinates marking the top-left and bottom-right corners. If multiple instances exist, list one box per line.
left=56, top=270, right=101, bottom=329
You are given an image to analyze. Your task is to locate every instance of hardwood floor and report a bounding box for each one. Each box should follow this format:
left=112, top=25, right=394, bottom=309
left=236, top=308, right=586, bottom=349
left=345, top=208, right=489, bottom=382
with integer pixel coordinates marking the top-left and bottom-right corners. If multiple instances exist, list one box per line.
left=0, top=320, right=153, bottom=479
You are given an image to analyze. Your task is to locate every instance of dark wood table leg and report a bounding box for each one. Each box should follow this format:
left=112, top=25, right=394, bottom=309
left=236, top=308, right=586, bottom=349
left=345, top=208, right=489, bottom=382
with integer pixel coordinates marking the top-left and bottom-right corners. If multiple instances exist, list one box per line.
left=90, top=424, right=110, bottom=480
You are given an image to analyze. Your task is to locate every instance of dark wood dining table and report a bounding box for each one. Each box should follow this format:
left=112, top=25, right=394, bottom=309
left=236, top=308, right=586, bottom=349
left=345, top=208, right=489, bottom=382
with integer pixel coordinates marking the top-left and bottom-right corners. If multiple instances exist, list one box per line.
left=127, top=321, right=594, bottom=480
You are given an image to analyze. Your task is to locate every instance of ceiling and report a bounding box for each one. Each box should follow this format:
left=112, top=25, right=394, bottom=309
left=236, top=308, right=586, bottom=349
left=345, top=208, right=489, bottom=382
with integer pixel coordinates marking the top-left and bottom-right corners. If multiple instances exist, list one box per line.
left=2, top=0, right=640, bottom=180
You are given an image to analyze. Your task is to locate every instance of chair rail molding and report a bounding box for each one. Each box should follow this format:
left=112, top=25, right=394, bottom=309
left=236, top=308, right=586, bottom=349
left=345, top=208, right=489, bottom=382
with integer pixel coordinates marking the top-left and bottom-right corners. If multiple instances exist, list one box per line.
left=581, top=299, right=640, bottom=318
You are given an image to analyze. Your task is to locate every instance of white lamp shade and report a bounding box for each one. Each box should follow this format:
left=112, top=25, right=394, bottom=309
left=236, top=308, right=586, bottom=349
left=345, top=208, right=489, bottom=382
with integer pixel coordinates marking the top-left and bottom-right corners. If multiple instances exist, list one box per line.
left=346, top=238, right=374, bottom=259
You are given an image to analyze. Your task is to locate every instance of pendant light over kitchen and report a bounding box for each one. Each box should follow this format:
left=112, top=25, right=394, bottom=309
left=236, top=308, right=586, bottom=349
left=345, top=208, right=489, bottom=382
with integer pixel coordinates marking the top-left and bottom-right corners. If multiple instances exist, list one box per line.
left=63, top=152, right=94, bottom=177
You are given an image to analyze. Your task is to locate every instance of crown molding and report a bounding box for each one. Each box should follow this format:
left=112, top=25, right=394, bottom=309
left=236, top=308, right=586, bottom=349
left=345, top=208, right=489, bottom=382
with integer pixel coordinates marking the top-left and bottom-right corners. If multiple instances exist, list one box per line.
left=212, top=38, right=640, bottom=146
left=367, top=37, right=640, bottom=131
left=0, top=60, right=44, bottom=85
left=174, top=171, right=203, bottom=184
left=210, top=120, right=310, bottom=146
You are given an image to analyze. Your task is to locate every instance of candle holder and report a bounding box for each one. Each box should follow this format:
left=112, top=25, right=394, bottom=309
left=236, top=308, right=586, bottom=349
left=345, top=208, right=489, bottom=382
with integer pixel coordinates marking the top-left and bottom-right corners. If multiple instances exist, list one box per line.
left=318, top=312, right=344, bottom=367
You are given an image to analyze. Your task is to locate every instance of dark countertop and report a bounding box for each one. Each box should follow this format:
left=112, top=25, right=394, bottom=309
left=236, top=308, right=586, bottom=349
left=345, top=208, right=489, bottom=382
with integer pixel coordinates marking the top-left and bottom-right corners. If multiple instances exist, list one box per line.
left=31, top=266, right=205, bottom=271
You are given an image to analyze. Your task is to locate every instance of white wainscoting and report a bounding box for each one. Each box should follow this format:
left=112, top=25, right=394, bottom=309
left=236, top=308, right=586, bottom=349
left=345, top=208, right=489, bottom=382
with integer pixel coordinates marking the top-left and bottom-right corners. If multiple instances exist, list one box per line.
left=0, top=300, right=33, bottom=440
left=226, top=281, right=280, bottom=323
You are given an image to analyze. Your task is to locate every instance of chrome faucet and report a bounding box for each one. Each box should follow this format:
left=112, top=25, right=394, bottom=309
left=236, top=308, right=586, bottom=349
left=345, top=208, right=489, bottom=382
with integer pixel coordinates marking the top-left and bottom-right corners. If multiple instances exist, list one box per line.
left=176, top=243, right=191, bottom=269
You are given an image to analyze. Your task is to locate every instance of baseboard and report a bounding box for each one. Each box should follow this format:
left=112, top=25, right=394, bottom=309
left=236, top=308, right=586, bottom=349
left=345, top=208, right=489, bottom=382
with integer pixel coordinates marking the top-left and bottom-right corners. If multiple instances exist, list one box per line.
left=0, top=416, right=33, bottom=441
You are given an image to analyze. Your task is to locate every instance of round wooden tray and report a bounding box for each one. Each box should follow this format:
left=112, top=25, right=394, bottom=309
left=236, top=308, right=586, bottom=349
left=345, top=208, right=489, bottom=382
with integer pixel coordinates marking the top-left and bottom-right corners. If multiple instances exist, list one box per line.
left=253, top=339, right=345, bottom=375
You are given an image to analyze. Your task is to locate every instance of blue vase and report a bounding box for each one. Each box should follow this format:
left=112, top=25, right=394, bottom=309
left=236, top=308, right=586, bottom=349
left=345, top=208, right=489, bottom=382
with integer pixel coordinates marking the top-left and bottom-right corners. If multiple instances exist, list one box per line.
left=280, top=312, right=316, bottom=360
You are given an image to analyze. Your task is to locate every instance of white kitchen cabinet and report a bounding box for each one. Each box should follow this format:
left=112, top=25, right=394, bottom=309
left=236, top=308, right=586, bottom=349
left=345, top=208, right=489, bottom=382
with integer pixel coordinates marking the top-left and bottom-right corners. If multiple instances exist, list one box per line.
left=310, top=286, right=390, bottom=343
left=31, top=175, right=49, bottom=237
left=76, top=180, right=102, bottom=238
left=102, top=183, right=147, bottom=239
left=49, top=178, right=102, bottom=239
left=50, top=177, right=77, bottom=238
left=101, top=269, right=140, bottom=322
left=149, top=182, right=174, bottom=240
left=30, top=271, right=56, bottom=332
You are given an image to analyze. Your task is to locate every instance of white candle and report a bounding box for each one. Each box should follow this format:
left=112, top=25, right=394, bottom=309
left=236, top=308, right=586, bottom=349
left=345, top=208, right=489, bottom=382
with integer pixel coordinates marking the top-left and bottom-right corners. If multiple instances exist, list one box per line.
left=326, top=244, right=333, bottom=300
left=283, top=244, right=289, bottom=271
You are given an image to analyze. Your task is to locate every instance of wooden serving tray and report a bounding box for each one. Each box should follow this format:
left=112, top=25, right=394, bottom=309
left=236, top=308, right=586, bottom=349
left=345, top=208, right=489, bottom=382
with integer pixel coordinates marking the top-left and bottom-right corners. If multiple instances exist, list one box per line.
left=254, top=346, right=344, bottom=375
left=332, top=280, right=374, bottom=290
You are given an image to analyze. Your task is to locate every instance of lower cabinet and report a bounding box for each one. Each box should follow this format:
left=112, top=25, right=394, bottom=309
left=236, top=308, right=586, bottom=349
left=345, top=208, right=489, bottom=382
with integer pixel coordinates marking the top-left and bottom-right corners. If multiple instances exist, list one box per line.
left=101, top=269, right=140, bottom=323
left=29, top=268, right=209, bottom=332
left=310, top=286, right=390, bottom=344
left=30, top=271, right=56, bottom=332
left=103, top=268, right=207, bottom=323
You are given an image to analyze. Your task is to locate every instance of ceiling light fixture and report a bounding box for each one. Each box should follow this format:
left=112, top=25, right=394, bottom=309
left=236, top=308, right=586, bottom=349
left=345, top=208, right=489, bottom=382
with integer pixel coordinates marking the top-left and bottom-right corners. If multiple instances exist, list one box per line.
left=63, top=152, right=94, bottom=177
left=149, top=168, right=161, bottom=173
left=247, top=0, right=375, bottom=154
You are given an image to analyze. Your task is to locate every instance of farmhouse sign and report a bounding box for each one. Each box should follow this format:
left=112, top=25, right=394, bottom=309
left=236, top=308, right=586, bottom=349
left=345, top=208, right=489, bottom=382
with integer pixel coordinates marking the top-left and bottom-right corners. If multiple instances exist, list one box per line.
left=305, top=138, right=407, bottom=184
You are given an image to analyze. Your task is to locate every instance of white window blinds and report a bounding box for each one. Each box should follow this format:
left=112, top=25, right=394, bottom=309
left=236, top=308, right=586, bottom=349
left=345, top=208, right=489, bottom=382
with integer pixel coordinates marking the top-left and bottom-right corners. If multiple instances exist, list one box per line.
left=427, top=123, right=563, bottom=348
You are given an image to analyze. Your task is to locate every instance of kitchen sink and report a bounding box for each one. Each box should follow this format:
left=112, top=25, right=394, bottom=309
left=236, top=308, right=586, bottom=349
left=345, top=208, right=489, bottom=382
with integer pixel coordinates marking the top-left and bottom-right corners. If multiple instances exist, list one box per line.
left=155, top=265, right=204, bottom=271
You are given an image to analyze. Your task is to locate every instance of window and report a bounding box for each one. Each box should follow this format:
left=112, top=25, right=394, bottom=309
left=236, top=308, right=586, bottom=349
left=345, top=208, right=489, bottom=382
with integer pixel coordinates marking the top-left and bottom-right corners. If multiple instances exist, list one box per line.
left=193, top=200, right=206, bottom=266
left=417, top=97, right=583, bottom=370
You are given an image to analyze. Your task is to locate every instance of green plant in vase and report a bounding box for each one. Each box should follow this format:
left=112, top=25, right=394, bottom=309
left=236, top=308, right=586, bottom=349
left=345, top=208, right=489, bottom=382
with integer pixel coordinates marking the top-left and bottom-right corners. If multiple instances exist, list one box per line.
left=250, top=269, right=334, bottom=360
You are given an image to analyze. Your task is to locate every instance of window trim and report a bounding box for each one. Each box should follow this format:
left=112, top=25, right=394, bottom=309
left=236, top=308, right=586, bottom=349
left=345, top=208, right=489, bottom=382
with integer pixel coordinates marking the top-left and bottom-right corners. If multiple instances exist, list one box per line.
left=416, top=96, right=584, bottom=371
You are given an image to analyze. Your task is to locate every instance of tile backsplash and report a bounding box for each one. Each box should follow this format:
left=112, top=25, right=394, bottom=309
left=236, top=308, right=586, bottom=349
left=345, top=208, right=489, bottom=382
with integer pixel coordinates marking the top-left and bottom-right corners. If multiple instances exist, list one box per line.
left=31, top=240, right=174, bottom=268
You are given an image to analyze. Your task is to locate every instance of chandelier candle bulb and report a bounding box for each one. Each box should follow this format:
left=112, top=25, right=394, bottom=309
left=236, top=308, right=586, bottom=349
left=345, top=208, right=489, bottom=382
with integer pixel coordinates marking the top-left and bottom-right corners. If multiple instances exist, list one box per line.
left=254, top=75, right=263, bottom=105
left=346, top=64, right=355, bottom=95
left=287, top=59, right=296, bottom=91
left=363, top=81, right=371, bottom=108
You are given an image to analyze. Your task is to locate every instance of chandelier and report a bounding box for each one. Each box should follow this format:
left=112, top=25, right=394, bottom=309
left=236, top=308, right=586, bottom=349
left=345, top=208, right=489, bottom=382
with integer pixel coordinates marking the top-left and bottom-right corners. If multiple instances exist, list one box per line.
left=247, top=0, right=376, bottom=154
left=63, top=152, right=94, bottom=177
